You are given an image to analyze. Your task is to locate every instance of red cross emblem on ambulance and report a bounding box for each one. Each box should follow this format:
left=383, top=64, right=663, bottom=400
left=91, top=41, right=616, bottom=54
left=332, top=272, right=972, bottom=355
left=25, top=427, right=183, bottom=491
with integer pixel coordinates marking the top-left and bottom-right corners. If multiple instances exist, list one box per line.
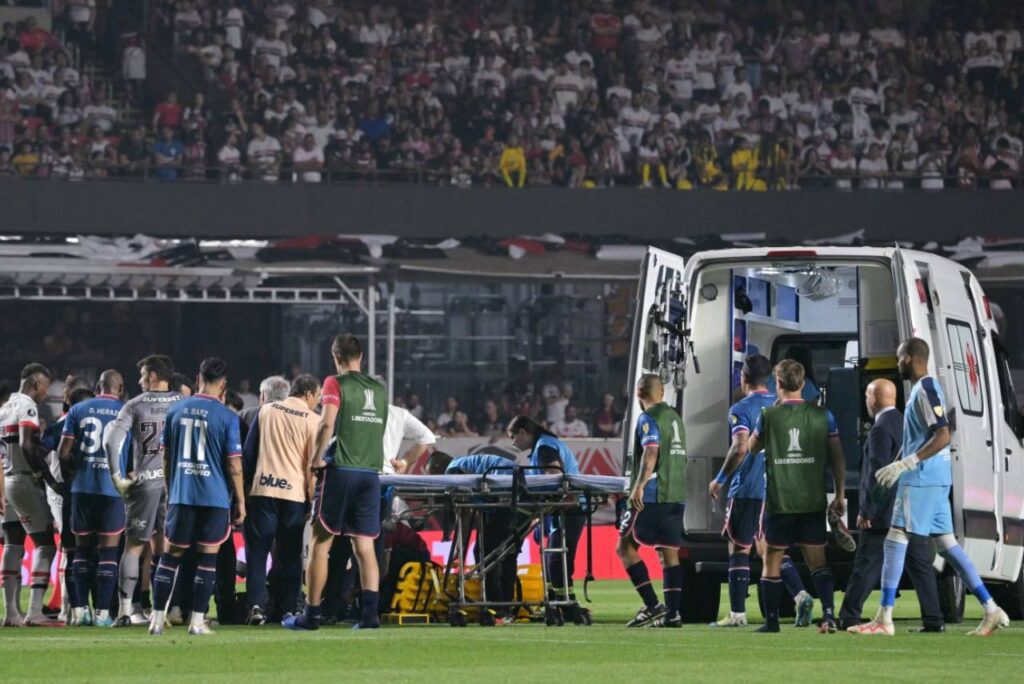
left=966, top=344, right=980, bottom=394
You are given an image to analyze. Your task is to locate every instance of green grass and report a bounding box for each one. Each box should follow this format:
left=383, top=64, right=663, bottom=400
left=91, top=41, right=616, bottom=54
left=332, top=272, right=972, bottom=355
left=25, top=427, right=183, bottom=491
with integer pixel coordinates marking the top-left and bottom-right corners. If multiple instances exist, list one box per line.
left=2, top=583, right=1018, bottom=683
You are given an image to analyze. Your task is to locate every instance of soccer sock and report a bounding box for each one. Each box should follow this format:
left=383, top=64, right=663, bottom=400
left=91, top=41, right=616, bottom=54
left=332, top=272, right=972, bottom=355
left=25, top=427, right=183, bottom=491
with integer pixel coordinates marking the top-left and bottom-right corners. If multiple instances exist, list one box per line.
left=626, top=561, right=659, bottom=609
left=810, top=567, right=835, bottom=619
left=1, top=544, right=24, bottom=618
left=761, top=576, right=783, bottom=627
left=880, top=536, right=909, bottom=619
left=71, top=553, right=91, bottom=610
left=360, top=590, right=380, bottom=627
left=780, top=555, right=805, bottom=598
left=296, top=603, right=322, bottom=630
left=728, top=553, right=750, bottom=615
left=662, top=565, right=683, bottom=619
left=152, top=554, right=180, bottom=613
left=28, top=545, right=55, bottom=617
left=190, top=553, right=217, bottom=617
left=118, top=548, right=140, bottom=616
left=94, top=547, right=118, bottom=619
left=939, top=544, right=995, bottom=612
left=63, top=547, right=79, bottom=611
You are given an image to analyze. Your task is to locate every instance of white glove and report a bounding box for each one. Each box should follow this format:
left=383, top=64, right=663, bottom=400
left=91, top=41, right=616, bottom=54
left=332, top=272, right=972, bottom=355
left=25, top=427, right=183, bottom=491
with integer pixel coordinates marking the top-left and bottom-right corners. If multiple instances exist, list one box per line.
left=875, top=454, right=920, bottom=489
left=112, top=473, right=135, bottom=497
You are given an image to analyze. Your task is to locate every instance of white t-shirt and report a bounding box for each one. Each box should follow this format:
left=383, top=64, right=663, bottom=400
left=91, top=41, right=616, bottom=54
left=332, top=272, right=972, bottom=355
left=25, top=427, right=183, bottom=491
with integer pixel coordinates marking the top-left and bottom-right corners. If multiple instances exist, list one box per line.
left=382, top=404, right=437, bottom=473
left=858, top=156, right=888, bottom=188
left=221, top=8, right=245, bottom=50
left=553, top=419, right=590, bottom=439
left=551, top=72, right=584, bottom=112
left=247, top=135, right=282, bottom=179
left=293, top=145, right=324, bottom=182
left=218, top=144, right=241, bottom=165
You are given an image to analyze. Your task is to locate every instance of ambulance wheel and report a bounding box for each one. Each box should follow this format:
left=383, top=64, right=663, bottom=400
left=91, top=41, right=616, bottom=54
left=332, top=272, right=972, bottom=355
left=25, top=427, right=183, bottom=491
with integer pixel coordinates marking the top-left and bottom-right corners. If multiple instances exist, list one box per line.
left=574, top=608, right=593, bottom=626
left=449, top=610, right=467, bottom=628
left=545, top=608, right=564, bottom=626
left=938, top=572, right=965, bottom=624
left=989, top=565, right=1024, bottom=620
left=479, top=610, right=496, bottom=627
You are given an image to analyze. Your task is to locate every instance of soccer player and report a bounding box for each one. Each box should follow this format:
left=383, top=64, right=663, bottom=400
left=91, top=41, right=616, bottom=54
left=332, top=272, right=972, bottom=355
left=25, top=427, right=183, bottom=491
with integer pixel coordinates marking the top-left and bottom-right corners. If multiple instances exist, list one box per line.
left=59, top=369, right=126, bottom=627
left=284, top=335, right=388, bottom=631
left=41, top=381, right=94, bottom=623
left=507, top=414, right=587, bottom=623
left=242, top=374, right=320, bottom=625
left=615, top=374, right=686, bottom=628
left=149, top=358, right=246, bottom=636
left=850, top=338, right=1010, bottom=636
left=709, top=355, right=815, bottom=628
left=104, top=354, right=183, bottom=626
left=747, top=359, right=846, bottom=633
left=0, top=363, right=58, bottom=626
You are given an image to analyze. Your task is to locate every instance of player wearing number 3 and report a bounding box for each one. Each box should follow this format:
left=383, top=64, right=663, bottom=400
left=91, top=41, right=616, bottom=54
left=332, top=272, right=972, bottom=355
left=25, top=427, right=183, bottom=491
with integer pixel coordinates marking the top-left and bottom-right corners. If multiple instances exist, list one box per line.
left=149, top=358, right=246, bottom=636
left=59, top=369, right=126, bottom=627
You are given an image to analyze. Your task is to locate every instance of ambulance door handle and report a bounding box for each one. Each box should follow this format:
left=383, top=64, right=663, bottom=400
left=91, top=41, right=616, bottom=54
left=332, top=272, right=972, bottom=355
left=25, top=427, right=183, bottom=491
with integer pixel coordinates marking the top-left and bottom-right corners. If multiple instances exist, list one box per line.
left=985, top=439, right=993, bottom=447
left=1006, top=448, right=1012, bottom=455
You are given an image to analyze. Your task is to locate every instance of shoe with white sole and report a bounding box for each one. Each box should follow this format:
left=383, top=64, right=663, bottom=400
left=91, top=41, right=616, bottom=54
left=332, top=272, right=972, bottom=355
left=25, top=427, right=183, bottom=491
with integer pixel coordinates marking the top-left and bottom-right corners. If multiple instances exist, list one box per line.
left=967, top=608, right=1010, bottom=637
left=167, top=606, right=185, bottom=626
left=710, top=612, right=748, bottom=627
left=148, top=617, right=164, bottom=636
left=626, top=603, right=666, bottom=628
left=188, top=622, right=215, bottom=636
left=828, top=508, right=857, bottom=553
left=847, top=619, right=895, bottom=636
left=23, top=613, right=61, bottom=627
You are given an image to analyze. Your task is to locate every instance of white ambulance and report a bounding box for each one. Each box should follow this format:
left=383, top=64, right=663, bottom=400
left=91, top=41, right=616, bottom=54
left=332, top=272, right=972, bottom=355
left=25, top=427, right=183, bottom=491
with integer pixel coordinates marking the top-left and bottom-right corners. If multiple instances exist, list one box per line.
left=625, top=246, right=1024, bottom=623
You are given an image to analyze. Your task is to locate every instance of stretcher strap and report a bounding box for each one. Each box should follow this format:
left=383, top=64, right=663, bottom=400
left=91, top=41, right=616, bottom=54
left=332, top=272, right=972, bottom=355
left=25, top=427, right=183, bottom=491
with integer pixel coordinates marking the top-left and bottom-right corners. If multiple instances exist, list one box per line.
left=583, top=492, right=594, bottom=603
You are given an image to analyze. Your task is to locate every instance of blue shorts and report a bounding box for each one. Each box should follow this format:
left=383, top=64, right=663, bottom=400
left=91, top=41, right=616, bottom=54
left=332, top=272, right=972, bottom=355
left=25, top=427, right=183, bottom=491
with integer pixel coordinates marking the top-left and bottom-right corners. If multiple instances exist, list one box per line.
left=891, top=483, right=953, bottom=535
left=165, top=504, right=231, bottom=548
left=313, top=467, right=380, bottom=538
left=761, top=510, right=827, bottom=549
left=71, top=492, right=125, bottom=536
left=618, top=503, right=684, bottom=548
left=723, top=497, right=762, bottom=548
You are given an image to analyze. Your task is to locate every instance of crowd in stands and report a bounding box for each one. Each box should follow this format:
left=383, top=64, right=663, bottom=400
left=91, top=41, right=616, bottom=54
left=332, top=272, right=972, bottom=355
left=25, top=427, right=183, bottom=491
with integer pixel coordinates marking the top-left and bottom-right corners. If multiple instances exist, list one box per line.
left=5, top=1, right=1024, bottom=189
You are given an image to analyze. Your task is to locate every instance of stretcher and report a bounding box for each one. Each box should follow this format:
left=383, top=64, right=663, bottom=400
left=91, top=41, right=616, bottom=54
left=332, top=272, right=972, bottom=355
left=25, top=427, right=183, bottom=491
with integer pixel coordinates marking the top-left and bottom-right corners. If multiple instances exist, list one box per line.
left=380, top=469, right=628, bottom=626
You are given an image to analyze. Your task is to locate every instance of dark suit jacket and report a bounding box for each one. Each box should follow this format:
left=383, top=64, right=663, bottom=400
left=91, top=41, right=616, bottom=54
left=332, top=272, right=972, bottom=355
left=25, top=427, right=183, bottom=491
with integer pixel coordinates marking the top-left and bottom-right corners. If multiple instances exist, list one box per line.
left=858, top=407, right=903, bottom=529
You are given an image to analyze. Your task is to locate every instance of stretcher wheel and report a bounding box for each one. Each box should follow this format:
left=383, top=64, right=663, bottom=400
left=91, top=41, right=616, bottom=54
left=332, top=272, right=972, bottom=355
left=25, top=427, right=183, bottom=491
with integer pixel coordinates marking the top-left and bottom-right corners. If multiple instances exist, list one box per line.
left=479, top=610, right=496, bottom=627
left=574, top=608, right=593, bottom=626
left=544, top=608, right=564, bottom=627
left=449, top=610, right=468, bottom=628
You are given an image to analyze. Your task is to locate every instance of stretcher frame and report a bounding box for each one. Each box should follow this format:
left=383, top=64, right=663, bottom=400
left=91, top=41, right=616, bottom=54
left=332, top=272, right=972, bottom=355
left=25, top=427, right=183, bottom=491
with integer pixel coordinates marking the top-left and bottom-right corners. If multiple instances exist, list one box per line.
left=380, top=468, right=627, bottom=626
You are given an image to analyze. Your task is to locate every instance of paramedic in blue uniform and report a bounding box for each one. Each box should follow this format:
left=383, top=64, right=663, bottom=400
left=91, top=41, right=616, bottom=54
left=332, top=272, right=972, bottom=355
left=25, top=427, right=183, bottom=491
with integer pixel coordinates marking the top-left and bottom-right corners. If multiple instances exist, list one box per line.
left=427, top=451, right=523, bottom=619
left=507, top=415, right=584, bottom=623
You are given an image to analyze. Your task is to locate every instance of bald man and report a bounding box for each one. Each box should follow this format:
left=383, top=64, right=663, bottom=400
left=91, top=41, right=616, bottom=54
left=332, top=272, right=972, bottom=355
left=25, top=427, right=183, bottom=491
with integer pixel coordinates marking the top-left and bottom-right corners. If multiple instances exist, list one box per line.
left=838, top=379, right=944, bottom=632
left=59, top=370, right=126, bottom=626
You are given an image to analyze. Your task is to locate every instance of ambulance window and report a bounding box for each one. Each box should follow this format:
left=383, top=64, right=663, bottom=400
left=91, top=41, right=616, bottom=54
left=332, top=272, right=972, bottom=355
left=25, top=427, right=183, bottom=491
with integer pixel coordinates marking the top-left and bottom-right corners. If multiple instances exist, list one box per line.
left=945, top=320, right=984, bottom=417
left=992, top=333, right=1024, bottom=438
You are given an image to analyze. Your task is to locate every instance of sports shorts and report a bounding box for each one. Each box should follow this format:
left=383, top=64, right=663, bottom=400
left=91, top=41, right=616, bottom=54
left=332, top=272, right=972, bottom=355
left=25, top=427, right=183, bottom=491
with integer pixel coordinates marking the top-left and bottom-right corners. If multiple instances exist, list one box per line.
left=165, top=504, right=231, bottom=548
left=313, top=467, right=381, bottom=538
left=891, top=483, right=953, bottom=536
left=618, top=502, right=684, bottom=548
left=124, top=486, right=167, bottom=543
left=723, top=497, right=762, bottom=548
left=761, top=509, right=827, bottom=549
left=71, top=492, right=125, bottom=536
left=3, top=474, right=54, bottom=534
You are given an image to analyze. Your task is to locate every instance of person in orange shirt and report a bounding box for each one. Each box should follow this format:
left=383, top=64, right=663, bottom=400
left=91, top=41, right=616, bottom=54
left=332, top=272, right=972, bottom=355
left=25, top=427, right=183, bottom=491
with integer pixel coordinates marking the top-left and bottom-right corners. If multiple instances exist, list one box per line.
left=241, top=374, right=321, bottom=625
left=500, top=134, right=527, bottom=188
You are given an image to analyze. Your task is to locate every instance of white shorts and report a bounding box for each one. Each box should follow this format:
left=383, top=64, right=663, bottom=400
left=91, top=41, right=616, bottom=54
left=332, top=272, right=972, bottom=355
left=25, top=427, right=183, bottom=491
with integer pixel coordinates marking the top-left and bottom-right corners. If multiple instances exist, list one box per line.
left=4, top=475, right=54, bottom=535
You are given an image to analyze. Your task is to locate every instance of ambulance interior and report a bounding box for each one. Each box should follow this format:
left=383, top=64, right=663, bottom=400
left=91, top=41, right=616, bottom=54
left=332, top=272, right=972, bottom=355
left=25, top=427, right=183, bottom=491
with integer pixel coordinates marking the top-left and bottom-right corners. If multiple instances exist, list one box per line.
left=682, top=259, right=904, bottom=535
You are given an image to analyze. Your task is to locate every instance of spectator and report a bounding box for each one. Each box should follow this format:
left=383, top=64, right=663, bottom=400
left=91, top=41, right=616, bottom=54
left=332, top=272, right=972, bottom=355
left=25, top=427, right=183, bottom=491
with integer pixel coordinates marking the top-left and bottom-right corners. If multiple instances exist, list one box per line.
left=152, top=126, right=183, bottom=181
left=436, top=396, right=458, bottom=428
left=406, top=393, right=424, bottom=421
left=447, top=411, right=477, bottom=437
left=858, top=143, right=889, bottom=190
left=477, top=400, right=504, bottom=439
left=552, top=405, right=590, bottom=439
left=152, top=91, right=183, bottom=131
left=247, top=122, right=282, bottom=182
left=117, top=126, right=150, bottom=177
left=217, top=130, right=243, bottom=182
left=500, top=134, right=526, bottom=188
left=593, top=393, right=622, bottom=438
left=829, top=140, right=857, bottom=190
left=292, top=133, right=324, bottom=183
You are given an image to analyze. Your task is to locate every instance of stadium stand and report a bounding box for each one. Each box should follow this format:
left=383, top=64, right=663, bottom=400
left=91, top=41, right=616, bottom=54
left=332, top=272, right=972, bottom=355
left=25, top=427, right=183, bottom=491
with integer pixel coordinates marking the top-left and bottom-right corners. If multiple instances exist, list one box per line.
left=2, top=0, right=1024, bottom=189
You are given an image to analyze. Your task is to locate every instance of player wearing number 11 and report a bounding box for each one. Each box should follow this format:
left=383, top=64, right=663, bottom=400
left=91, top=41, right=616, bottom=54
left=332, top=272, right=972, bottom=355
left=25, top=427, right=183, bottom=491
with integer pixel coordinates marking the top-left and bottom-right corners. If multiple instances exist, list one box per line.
left=149, top=358, right=245, bottom=636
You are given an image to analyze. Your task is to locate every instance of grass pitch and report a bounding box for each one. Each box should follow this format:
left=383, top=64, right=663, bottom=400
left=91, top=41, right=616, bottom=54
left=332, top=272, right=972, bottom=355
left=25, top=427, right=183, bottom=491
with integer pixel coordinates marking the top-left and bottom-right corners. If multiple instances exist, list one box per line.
left=2, top=582, right=1018, bottom=683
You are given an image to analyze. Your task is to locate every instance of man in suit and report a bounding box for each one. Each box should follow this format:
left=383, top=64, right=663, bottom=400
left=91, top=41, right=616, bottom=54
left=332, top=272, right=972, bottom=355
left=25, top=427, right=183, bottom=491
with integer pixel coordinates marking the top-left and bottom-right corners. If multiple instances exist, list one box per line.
left=838, top=379, right=945, bottom=632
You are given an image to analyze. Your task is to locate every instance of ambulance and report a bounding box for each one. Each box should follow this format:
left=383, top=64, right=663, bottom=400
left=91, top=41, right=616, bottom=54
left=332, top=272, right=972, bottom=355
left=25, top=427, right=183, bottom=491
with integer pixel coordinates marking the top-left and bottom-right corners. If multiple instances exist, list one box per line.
left=625, top=246, right=1024, bottom=623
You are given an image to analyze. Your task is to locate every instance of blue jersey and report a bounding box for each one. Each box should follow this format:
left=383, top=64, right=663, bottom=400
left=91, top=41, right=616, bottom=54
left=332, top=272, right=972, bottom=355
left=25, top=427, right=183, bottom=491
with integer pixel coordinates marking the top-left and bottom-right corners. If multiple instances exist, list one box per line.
left=529, top=434, right=579, bottom=475
left=901, top=376, right=952, bottom=487
left=767, top=377, right=820, bottom=403
left=162, top=394, right=242, bottom=509
left=62, top=395, right=123, bottom=497
left=725, top=390, right=776, bottom=499
left=634, top=412, right=662, bottom=503
left=446, top=453, right=516, bottom=475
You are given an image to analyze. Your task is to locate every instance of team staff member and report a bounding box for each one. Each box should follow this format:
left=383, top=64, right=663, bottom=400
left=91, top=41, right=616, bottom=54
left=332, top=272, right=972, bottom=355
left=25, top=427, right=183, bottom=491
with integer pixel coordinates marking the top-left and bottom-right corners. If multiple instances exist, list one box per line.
left=150, top=358, right=246, bottom=637
left=0, top=363, right=58, bottom=627
left=851, top=338, right=1009, bottom=637
left=428, top=451, right=523, bottom=620
left=838, top=379, right=944, bottom=632
left=709, top=355, right=815, bottom=628
left=285, top=335, right=388, bottom=632
left=106, top=354, right=184, bottom=627
left=507, top=414, right=586, bottom=624
left=748, top=359, right=846, bottom=633
left=616, top=374, right=686, bottom=628
left=242, top=374, right=320, bottom=626
left=59, top=370, right=125, bottom=627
